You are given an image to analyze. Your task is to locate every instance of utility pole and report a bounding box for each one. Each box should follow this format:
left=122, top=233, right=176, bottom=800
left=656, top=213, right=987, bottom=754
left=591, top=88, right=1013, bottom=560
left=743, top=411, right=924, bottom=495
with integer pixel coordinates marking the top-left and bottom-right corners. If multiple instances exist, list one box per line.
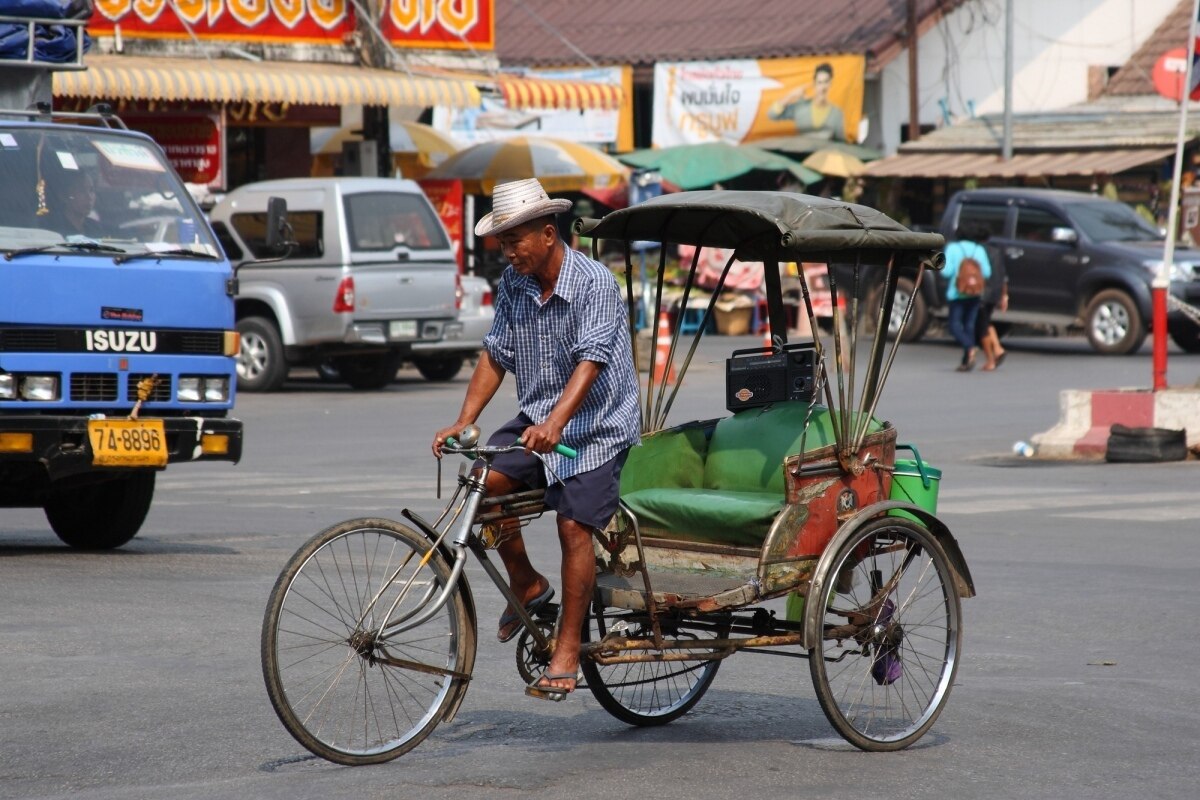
left=907, top=0, right=920, bottom=142
left=1002, top=0, right=1014, bottom=160
left=1154, top=0, right=1200, bottom=390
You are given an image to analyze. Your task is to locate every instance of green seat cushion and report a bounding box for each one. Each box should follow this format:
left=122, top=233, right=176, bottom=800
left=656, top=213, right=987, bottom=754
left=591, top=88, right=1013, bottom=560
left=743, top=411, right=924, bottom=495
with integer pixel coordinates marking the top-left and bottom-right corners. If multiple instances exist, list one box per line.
left=620, top=422, right=711, bottom=495
left=702, top=405, right=882, bottom=494
left=621, top=488, right=784, bottom=547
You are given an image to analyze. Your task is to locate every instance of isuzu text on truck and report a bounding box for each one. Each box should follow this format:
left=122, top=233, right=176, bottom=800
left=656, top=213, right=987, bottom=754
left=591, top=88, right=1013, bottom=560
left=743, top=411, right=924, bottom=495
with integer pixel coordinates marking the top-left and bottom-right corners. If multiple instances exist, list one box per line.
left=0, top=108, right=244, bottom=548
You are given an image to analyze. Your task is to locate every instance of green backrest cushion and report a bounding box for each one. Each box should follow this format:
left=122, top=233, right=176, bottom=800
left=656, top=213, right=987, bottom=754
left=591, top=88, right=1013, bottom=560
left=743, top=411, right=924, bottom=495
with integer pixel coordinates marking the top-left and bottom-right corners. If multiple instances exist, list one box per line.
left=619, top=423, right=710, bottom=495
left=703, top=404, right=882, bottom=495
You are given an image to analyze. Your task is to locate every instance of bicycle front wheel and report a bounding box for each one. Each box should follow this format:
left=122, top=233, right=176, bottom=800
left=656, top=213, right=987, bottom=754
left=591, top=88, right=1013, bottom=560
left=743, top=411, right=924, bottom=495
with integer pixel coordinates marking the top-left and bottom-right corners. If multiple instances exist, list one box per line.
left=261, top=518, right=473, bottom=765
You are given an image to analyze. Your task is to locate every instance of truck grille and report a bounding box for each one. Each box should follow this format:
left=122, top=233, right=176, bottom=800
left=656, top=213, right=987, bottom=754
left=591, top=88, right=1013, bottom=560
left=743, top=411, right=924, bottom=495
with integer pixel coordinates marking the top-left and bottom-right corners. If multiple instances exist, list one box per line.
left=0, top=329, right=58, bottom=351
left=180, top=331, right=223, bottom=353
left=127, top=374, right=172, bottom=402
left=70, top=373, right=118, bottom=402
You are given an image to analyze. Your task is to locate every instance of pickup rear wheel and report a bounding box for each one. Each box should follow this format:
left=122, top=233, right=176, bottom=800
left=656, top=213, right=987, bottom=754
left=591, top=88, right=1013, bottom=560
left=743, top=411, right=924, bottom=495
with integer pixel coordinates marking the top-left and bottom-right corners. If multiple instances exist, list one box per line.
left=878, top=277, right=931, bottom=343
left=333, top=353, right=401, bottom=390
left=44, top=472, right=156, bottom=549
left=236, top=316, right=287, bottom=392
left=414, top=355, right=464, bottom=382
left=1084, top=289, right=1146, bottom=355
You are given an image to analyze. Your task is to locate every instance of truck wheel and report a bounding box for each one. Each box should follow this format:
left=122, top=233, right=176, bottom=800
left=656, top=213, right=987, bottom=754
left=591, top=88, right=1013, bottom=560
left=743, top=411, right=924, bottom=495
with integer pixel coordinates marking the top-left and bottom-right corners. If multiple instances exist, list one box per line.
left=333, top=354, right=400, bottom=390
left=1084, top=289, right=1146, bottom=354
left=414, top=356, right=464, bottom=382
left=871, top=276, right=929, bottom=342
left=44, top=472, right=156, bottom=549
left=1168, top=318, right=1200, bottom=353
left=237, top=316, right=287, bottom=392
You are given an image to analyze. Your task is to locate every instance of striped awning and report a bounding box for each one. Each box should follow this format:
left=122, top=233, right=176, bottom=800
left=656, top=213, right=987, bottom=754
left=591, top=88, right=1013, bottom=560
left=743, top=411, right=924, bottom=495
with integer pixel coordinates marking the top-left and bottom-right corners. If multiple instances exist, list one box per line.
left=494, top=74, right=622, bottom=110
left=53, top=55, right=481, bottom=109
left=864, top=148, right=1174, bottom=179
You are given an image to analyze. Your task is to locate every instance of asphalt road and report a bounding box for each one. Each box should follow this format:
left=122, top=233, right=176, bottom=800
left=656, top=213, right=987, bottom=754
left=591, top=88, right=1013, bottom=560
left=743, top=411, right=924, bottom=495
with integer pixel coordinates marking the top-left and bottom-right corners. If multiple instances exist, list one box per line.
left=2, top=331, right=1199, bottom=800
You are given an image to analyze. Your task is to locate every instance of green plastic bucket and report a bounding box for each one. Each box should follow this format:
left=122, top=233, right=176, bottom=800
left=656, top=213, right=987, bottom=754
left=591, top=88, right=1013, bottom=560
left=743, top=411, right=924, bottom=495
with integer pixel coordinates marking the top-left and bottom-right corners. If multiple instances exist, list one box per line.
left=889, top=443, right=941, bottom=522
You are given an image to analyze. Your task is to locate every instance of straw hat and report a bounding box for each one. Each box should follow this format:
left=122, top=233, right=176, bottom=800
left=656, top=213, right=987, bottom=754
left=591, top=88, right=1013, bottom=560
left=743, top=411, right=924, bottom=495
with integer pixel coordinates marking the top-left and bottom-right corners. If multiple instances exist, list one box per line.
left=474, top=178, right=572, bottom=237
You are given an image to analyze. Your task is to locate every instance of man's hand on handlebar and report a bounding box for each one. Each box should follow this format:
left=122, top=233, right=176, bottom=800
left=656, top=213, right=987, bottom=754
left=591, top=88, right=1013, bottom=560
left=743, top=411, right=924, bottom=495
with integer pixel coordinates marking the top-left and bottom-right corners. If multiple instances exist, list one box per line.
left=518, top=419, right=564, bottom=455
left=431, top=423, right=466, bottom=459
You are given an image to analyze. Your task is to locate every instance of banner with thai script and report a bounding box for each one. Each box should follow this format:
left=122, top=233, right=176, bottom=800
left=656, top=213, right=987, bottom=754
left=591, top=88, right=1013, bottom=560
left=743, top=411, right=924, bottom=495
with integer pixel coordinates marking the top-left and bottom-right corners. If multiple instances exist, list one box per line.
left=88, top=0, right=494, bottom=50
left=121, top=112, right=225, bottom=188
left=652, top=55, right=864, bottom=148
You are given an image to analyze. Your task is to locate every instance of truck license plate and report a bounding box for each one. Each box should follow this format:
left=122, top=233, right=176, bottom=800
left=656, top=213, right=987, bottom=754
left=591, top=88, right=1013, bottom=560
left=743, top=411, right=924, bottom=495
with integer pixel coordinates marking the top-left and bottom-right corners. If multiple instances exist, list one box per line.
left=389, top=320, right=418, bottom=339
left=88, top=419, right=168, bottom=467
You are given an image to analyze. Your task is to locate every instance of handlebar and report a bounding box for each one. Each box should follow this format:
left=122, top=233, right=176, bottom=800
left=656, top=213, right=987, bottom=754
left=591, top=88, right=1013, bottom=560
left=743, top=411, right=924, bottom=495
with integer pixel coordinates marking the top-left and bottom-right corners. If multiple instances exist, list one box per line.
left=444, top=437, right=578, bottom=459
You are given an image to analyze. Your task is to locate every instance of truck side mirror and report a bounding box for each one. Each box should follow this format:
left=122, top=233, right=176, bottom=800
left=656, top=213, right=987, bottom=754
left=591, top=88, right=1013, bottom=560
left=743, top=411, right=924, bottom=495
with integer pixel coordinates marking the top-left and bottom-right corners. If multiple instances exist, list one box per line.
left=1050, top=226, right=1077, bottom=245
left=265, top=196, right=290, bottom=252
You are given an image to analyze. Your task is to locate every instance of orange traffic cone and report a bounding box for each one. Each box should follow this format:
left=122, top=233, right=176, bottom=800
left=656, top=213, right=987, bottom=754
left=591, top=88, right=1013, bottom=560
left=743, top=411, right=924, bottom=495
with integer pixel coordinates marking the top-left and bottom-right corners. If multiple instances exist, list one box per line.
left=652, top=308, right=676, bottom=384
left=762, top=323, right=774, bottom=351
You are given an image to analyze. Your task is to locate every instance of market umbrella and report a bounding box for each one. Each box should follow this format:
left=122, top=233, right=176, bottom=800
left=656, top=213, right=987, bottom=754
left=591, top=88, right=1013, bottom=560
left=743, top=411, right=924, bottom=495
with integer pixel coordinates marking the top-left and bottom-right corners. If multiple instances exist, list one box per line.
left=310, top=121, right=460, bottom=179
left=801, top=148, right=867, bottom=178
left=750, top=134, right=882, bottom=161
left=617, top=142, right=820, bottom=191
left=423, top=135, right=629, bottom=195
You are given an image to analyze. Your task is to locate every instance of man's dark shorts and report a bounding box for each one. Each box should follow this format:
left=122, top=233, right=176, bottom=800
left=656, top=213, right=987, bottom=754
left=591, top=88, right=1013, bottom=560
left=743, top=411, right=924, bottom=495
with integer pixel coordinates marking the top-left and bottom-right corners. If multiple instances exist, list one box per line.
left=482, top=413, right=628, bottom=530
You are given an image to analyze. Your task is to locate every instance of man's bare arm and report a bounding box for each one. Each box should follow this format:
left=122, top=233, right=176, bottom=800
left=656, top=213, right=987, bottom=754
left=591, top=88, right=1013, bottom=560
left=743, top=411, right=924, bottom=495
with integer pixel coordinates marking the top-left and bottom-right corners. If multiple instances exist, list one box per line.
left=431, top=350, right=506, bottom=456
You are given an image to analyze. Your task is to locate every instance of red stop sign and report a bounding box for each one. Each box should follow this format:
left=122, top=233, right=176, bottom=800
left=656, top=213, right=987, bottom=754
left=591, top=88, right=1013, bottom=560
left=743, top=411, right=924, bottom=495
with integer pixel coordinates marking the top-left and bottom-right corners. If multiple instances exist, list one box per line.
left=1153, top=46, right=1200, bottom=102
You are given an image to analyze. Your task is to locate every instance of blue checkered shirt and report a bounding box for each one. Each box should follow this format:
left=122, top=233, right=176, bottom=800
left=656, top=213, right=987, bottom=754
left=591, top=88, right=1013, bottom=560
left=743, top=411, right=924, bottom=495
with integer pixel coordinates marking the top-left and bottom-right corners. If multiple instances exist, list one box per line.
left=483, top=247, right=641, bottom=481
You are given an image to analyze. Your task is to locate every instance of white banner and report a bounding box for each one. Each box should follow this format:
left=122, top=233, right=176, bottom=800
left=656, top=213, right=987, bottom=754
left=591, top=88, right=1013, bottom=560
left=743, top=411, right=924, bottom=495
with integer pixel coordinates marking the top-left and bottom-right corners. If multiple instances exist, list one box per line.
left=434, top=66, right=623, bottom=146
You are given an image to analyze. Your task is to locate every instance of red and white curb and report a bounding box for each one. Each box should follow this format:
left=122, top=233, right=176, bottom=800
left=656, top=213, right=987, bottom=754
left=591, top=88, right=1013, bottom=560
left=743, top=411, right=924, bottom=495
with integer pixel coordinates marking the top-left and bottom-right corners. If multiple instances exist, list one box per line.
left=1030, top=388, right=1200, bottom=458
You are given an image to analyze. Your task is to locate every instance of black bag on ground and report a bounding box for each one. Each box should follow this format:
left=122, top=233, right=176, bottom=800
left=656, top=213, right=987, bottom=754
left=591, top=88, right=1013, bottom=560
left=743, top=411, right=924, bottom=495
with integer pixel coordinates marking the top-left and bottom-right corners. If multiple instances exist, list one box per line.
left=1105, top=424, right=1187, bottom=463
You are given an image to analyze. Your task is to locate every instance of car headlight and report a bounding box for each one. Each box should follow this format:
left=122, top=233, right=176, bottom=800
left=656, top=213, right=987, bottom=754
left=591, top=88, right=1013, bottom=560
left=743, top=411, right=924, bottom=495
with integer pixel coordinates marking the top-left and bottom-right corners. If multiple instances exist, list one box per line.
left=20, top=375, right=58, bottom=401
left=203, top=377, right=229, bottom=402
left=0, top=374, right=14, bottom=400
left=1142, top=259, right=1190, bottom=282
left=178, top=376, right=202, bottom=402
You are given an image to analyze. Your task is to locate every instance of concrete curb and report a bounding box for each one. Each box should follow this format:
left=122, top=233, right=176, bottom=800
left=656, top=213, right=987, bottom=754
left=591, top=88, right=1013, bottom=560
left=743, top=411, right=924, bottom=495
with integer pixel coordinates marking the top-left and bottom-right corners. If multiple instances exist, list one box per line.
left=1031, top=388, right=1200, bottom=459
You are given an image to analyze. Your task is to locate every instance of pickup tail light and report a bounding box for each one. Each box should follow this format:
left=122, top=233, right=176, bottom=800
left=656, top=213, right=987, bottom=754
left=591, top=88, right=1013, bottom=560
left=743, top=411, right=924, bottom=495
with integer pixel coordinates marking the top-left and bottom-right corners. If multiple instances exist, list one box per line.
left=455, top=273, right=463, bottom=311
left=481, top=288, right=493, bottom=306
left=333, top=276, right=356, bottom=313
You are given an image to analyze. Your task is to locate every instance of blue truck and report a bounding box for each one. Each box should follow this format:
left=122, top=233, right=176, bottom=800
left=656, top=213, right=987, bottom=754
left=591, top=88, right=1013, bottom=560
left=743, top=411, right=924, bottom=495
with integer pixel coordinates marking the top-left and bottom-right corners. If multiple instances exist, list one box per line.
left=0, top=102, right=245, bottom=548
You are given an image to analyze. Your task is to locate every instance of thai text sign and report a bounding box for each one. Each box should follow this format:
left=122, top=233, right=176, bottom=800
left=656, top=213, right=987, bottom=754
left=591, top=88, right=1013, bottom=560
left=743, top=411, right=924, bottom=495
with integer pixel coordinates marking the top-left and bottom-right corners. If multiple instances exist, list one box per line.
left=121, top=113, right=224, bottom=187
left=89, top=0, right=494, bottom=50
left=652, top=55, right=864, bottom=148
left=418, top=179, right=464, bottom=271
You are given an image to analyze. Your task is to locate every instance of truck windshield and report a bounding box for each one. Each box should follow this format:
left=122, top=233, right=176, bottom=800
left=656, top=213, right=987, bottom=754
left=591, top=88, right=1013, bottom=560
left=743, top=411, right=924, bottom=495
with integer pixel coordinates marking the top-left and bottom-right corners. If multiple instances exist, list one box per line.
left=0, top=126, right=220, bottom=258
left=1066, top=200, right=1162, bottom=243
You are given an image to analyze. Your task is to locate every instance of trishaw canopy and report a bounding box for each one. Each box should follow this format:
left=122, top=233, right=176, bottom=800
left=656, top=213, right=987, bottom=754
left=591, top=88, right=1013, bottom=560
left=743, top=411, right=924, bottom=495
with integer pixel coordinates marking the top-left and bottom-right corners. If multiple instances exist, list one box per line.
left=575, top=190, right=945, bottom=265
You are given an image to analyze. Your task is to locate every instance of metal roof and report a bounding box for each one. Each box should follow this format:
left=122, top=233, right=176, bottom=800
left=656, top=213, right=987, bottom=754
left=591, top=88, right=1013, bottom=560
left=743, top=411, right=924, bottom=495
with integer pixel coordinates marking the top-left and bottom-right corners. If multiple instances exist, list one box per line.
left=495, top=0, right=967, bottom=71
left=879, top=97, right=1200, bottom=153
left=864, top=148, right=1174, bottom=179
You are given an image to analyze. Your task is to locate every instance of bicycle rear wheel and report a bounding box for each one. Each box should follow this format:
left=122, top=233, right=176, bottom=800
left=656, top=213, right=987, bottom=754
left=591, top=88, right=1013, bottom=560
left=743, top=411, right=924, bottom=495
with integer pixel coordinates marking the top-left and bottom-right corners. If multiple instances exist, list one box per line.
left=580, top=608, right=725, bottom=726
left=809, top=517, right=962, bottom=751
left=261, top=518, right=473, bottom=765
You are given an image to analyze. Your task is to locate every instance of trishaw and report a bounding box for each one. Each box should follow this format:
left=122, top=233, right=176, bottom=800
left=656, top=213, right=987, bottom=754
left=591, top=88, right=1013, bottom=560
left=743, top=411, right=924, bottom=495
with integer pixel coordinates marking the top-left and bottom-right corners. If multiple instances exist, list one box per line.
left=260, top=191, right=976, bottom=764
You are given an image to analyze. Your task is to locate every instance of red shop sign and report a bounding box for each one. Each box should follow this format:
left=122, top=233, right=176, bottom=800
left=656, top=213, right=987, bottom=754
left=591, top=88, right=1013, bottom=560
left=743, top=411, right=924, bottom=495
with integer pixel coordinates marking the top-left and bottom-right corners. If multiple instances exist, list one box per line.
left=419, top=178, right=464, bottom=272
left=121, top=113, right=225, bottom=187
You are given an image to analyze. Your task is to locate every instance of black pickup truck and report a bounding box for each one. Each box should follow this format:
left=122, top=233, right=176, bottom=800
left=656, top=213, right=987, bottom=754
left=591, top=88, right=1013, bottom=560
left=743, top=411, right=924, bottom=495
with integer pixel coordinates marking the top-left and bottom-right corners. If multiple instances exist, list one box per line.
left=885, top=188, right=1200, bottom=354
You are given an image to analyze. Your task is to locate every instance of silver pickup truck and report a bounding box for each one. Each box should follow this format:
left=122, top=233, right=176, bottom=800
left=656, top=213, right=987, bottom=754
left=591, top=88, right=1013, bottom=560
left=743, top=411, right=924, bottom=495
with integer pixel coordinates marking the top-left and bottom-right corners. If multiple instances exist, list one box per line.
left=209, top=177, right=464, bottom=391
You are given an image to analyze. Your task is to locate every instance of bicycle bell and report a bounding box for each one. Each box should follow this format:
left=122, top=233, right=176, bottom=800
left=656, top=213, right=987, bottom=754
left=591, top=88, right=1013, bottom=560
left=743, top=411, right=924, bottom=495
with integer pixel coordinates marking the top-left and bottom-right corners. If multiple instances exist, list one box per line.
left=456, top=423, right=480, bottom=449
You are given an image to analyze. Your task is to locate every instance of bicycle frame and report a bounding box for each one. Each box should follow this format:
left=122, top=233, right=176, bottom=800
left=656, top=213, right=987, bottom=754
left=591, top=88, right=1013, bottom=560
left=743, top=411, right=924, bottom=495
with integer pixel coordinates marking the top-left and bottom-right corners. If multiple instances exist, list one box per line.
left=371, top=446, right=558, bottom=654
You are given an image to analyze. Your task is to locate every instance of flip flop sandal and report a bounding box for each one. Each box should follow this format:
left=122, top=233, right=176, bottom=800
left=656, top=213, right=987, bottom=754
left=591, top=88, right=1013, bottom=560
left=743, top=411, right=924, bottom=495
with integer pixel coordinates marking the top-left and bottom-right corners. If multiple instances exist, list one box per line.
left=525, top=671, right=578, bottom=702
left=497, top=583, right=555, bottom=643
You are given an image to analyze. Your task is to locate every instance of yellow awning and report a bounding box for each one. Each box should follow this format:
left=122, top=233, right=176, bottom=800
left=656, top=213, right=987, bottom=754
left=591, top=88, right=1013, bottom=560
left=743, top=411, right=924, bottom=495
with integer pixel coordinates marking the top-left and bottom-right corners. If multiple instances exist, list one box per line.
left=494, top=74, right=622, bottom=111
left=53, top=55, right=481, bottom=109
left=418, top=67, right=622, bottom=110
